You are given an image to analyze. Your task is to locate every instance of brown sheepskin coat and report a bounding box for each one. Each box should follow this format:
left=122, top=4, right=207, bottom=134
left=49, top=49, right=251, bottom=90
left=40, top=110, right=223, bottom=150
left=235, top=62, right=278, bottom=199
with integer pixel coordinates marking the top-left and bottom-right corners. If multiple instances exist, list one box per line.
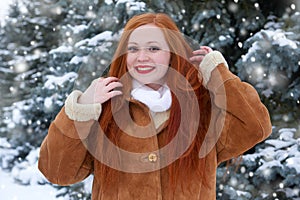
left=39, top=60, right=272, bottom=199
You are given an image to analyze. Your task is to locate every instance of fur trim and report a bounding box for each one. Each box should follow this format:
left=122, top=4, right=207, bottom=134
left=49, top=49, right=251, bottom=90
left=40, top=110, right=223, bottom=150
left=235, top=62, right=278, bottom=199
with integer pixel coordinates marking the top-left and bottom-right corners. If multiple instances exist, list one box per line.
left=65, top=90, right=102, bottom=121
left=199, top=51, right=229, bottom=87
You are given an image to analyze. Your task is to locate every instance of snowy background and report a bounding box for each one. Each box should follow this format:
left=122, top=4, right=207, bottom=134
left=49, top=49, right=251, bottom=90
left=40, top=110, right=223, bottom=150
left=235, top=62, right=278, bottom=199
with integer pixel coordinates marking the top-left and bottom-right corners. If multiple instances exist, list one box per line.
left=0, top=0, right=299, bottom=199
left=0, top=0, right=10, bottom=20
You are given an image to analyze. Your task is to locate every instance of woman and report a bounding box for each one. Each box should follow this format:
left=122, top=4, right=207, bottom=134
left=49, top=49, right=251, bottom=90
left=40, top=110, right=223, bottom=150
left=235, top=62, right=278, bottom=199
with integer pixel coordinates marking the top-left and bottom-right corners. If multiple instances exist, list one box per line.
left=38, top=12, right=272, bottom=199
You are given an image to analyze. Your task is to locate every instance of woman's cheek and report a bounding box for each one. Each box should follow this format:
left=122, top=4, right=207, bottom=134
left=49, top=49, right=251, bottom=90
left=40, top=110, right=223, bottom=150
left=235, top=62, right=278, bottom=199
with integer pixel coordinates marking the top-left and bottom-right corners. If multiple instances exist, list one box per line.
left=126, top=55, right=134, bottom=70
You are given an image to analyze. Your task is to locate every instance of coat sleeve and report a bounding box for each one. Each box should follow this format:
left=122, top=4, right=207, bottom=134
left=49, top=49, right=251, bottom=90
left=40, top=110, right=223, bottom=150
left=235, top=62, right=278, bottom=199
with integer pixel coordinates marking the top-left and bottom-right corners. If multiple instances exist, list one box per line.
left=199, top=52, right=272, bottom=164
left=38, top=93, right=98, bottom=185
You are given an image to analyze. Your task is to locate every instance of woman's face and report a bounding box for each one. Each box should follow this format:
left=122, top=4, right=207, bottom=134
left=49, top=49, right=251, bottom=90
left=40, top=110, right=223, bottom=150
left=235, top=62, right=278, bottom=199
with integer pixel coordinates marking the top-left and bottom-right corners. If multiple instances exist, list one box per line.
left=126, top=23, right=171, bottom=89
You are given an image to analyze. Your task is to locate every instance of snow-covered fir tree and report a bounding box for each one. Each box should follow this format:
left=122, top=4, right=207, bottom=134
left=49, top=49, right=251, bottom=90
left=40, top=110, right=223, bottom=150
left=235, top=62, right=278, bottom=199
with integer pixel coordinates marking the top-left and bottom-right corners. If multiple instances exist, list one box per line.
left=216, top=127, right=300, bottom=200
left=236, top=11, right=300, bottom=126
left=0, top=0, right=299, bottom=199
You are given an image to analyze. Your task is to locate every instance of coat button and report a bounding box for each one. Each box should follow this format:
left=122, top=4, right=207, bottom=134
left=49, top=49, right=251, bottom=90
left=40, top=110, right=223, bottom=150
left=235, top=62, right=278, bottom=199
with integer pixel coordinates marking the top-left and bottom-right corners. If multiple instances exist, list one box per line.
left=148, top=153, right=158, bottom=163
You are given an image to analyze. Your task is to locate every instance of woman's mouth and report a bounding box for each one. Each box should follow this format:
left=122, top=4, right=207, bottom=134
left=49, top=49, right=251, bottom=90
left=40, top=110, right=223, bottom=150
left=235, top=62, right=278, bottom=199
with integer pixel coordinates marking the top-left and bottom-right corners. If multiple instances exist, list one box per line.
left=134, top=66, right=155, bottom=74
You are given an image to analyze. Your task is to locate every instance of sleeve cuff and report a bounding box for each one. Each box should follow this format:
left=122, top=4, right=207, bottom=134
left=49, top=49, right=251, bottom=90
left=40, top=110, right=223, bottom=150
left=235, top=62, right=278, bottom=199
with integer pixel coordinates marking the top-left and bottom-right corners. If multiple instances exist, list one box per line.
left=199, top=51, right=229, bottom=87
left=65, top=90, right=102, bottom=121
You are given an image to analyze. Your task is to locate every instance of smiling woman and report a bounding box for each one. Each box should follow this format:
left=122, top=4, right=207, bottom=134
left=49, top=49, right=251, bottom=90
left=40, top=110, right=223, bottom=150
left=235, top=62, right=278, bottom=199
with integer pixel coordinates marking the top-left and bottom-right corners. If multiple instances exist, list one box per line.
left=38, top=12, right=272, bottom=200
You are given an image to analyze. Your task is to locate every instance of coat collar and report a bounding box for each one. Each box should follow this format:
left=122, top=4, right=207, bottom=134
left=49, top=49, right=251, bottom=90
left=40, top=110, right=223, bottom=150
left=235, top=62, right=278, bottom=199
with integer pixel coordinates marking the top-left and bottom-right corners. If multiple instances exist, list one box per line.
left=122, top=96, right=170, bottom=133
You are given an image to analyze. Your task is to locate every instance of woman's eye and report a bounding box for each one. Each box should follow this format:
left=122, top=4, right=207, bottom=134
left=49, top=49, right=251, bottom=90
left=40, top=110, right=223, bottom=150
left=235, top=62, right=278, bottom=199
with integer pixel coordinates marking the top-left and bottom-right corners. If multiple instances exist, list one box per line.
left=127, top=46, right=138, bottom=53
left=148, top=46, right=161, bottom=52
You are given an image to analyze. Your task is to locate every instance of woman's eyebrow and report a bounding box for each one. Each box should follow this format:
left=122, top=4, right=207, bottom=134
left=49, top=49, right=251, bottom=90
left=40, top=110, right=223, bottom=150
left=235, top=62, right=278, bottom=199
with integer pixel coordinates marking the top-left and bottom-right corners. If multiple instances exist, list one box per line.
left=127, top=41, right=161, bottom=45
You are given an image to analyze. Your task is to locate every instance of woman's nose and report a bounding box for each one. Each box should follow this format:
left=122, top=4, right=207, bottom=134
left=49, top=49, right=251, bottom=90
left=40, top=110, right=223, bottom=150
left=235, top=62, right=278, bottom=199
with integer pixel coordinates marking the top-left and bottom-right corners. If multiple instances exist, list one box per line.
left=137, top=49, right=149, bottom=62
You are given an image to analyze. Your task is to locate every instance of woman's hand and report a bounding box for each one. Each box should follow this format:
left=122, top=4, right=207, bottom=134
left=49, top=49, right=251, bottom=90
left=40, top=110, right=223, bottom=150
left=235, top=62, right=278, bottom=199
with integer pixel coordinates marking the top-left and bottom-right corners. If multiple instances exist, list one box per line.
left=189, top=46, right=213, bottom=66
left=78, top=77, right=123, bottom=104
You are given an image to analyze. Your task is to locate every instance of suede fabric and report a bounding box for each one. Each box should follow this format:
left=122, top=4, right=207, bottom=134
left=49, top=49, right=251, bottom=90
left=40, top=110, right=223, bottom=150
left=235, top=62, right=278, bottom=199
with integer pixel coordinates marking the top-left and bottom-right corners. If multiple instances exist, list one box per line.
left=38, top=64, right=272, bottom=200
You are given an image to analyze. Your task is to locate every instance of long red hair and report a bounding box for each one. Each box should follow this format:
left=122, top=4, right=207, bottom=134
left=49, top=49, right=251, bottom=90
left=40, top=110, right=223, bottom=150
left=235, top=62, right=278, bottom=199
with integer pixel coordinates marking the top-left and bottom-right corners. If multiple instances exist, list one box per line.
left=95, top=12, right=211, bottom=191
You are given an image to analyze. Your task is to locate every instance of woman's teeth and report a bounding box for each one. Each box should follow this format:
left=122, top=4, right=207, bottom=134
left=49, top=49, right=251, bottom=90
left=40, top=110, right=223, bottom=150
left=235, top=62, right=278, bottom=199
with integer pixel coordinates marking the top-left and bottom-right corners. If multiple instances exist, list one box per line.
left=134, top=66, right=155, bottom=74
left=136, top=67, right=153, bottom=71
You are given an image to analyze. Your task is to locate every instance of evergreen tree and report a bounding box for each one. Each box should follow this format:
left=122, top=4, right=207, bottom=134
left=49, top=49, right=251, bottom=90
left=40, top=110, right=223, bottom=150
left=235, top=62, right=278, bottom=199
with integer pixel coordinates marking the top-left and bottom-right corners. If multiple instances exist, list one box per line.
left=0, top=0, right=68, bottom=146
left=236, top=11, right=300, bottom=126
left=216, top=127, right=300, bottom=200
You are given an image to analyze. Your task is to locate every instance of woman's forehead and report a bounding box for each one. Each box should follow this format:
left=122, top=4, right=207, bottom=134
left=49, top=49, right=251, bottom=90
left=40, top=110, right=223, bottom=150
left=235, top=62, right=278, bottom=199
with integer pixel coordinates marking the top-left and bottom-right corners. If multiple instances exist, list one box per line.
left=128, top=24, right=168, bottom=45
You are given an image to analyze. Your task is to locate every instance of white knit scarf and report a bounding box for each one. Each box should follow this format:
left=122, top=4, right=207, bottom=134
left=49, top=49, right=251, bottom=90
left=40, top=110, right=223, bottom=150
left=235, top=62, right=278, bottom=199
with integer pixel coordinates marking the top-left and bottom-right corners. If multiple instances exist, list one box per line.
left=131, top=80, right=172, bottom=113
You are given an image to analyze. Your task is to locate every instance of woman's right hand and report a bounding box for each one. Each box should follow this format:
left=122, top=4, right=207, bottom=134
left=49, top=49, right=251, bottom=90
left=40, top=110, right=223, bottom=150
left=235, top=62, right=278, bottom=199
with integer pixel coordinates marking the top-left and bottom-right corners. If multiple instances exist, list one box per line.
left=78, top=77, right=123, bottom=104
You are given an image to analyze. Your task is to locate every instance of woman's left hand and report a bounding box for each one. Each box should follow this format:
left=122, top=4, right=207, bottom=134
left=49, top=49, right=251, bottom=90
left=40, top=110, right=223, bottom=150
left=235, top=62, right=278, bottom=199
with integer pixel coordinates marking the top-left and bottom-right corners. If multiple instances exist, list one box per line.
left=189, top=46, right=213, bottom=65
